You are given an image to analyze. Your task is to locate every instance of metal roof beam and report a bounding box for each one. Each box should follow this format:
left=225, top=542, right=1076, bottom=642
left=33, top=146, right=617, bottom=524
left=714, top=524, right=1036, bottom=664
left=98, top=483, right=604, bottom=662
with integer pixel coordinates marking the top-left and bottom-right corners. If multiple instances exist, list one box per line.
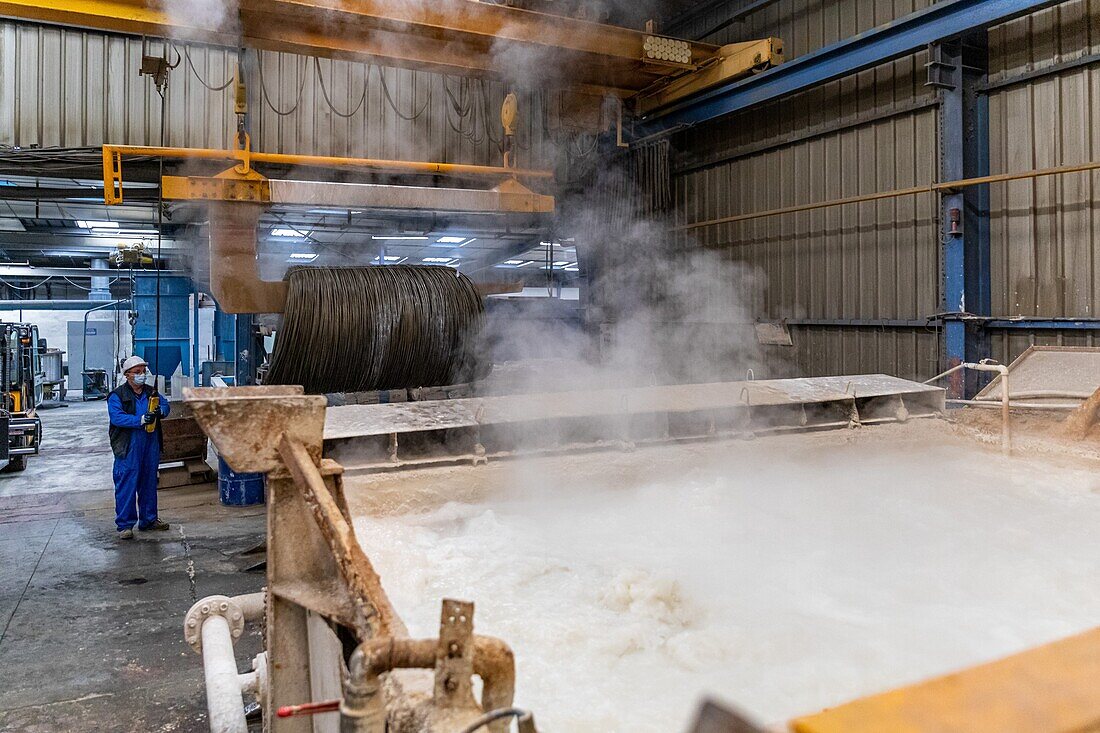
left=643, top=0, right=1067, bottom=132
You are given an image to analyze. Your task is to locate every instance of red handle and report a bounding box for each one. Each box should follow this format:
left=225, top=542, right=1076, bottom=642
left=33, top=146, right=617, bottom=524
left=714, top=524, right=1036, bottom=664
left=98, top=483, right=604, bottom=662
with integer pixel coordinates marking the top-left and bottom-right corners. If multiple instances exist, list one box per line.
left=276, top=699, right=340, bottom=718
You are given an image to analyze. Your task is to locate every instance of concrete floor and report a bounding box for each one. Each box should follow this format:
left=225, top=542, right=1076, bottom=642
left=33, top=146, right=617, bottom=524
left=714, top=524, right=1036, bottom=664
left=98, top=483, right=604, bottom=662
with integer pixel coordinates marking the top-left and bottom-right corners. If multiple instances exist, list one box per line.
left=0, top=401, right=265, bottom=733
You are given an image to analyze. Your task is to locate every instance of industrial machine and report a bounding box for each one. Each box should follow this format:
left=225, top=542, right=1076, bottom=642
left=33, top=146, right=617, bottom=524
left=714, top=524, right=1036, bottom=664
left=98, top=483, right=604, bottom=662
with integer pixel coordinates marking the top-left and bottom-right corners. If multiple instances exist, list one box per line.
left=39, top=346, right=66, bottom=405
left=179, top=377, right=948, bottom=733
left=177, top=379, right=1100, bottom=733
left=0, top=322, right=44, bottom=473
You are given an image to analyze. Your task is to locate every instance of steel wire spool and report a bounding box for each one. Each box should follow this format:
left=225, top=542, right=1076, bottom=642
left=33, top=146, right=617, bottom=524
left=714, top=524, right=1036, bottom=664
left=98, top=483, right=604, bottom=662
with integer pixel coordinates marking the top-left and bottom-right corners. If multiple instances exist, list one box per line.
left=265, top=265, right=485, bottom=394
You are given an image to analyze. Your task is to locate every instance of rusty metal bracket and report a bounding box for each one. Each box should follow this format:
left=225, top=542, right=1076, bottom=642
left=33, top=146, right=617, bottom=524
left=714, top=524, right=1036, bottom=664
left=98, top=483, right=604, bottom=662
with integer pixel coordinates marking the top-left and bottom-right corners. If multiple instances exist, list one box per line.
left=435, top=599, right=477, bottom=710
left=278, top=435, right=403, bottom=640
left=162, top=171, right=270, bottom=203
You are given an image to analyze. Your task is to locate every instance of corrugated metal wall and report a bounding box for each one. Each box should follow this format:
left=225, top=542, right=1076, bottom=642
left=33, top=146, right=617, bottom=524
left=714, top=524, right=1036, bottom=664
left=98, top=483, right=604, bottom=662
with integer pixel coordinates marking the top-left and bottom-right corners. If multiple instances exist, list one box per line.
left=669, top=0, right=941, bottom=381
left=669, top=0, right=932, bottom=54
left=0, top=20, right=549, bottom=167
left=667, top=0, right=1100, bottom=380
left=983, top=2, right=1100, bottom=360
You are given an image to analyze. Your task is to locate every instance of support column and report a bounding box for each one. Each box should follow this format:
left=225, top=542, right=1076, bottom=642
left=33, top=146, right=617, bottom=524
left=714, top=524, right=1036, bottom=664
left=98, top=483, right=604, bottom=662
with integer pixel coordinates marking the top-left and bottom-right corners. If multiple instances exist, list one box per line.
left=235, top=314, right=257, bottom=386
left=933, top=34, right=990, bottom=398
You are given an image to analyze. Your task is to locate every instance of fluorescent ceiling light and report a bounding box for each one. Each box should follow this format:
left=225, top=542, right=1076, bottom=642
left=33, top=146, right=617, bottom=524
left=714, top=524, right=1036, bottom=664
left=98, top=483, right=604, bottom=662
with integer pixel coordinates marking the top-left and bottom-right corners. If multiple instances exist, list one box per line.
left=504, top=260, right=523, bottom=265
left=422, top=257, right=453, bottom=263
left=382, top=255, right=404, bottom=262
left=288, top=252, right=317, bottom=261
left=553, top=261, right=570, bottom=266
left=459, top=238, right=475, bottom=246
left=77, top=220, right=119, bottom=230
left=436, top=236, right=466, bottom=244
left=373, top=235, right=428, bottom=240
left=518, top=260, right=536, bottom=267
left=564, top=266, right=579, bottom=272
left=272, top=228, right=302, bottom=237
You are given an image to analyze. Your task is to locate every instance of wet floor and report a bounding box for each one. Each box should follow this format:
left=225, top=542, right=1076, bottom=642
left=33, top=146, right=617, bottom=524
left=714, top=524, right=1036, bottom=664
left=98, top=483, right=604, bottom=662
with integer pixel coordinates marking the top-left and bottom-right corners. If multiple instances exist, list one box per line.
left=0, top=401, right=265, bottom=733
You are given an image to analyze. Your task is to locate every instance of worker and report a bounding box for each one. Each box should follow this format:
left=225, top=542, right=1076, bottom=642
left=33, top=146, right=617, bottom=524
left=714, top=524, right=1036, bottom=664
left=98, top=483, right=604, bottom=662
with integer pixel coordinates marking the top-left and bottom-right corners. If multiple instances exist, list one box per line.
left=108, top=356, right=170, bottom=540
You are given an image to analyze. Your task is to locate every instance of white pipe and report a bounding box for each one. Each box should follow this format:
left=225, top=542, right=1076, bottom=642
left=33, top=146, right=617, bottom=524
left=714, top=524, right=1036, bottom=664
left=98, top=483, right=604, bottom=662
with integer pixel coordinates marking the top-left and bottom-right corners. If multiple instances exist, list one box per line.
left=923, top=363, right=965, bottom=385
left=201, top=615, right=249, bottom=733
left=230, top=592, right=265, bottom=622
left=964, top=361, right=1011, bottom=455
left=974, top=390, right=1092, bottom=401
left=946, top=399, right=1080, bottom=411
left=925, top=360, right=1012, bottom=454
left=238, top=670, right=259, bottom=695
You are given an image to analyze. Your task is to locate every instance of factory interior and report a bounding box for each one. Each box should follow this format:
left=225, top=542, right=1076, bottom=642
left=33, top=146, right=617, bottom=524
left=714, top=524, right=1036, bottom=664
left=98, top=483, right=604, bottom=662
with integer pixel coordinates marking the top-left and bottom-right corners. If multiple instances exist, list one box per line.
left=1, top=1, right=1100, bottom=732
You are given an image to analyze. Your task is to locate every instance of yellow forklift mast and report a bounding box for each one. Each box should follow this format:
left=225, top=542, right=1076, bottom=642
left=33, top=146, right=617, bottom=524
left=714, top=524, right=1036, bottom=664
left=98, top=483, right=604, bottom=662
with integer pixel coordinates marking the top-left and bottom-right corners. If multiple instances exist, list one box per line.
left=0, top=322, right=44, bottom=473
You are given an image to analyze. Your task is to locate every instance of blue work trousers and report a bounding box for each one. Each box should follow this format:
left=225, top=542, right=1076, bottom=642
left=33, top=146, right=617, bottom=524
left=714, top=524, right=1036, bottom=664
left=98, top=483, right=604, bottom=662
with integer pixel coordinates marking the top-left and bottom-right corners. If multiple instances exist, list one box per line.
left=114, top=429, right=161, bottom=531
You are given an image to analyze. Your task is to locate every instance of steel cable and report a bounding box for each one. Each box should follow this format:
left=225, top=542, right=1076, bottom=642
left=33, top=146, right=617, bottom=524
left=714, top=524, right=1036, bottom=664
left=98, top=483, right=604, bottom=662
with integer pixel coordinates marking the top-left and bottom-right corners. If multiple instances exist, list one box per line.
left=265, top=266, right=485, bottom=394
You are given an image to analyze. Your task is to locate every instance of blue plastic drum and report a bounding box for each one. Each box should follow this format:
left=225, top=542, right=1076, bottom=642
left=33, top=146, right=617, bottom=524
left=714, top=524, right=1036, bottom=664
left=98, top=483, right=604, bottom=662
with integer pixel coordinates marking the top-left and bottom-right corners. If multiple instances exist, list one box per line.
left=217, top=456, right=266, bottom=506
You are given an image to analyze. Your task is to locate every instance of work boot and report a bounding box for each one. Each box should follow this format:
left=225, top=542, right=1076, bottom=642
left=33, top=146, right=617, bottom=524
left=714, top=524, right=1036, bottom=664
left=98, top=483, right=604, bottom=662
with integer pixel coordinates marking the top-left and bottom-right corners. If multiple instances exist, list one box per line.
left=117, top=528, right=134, bottom=540
left=138, top=519, right=170, bottom=532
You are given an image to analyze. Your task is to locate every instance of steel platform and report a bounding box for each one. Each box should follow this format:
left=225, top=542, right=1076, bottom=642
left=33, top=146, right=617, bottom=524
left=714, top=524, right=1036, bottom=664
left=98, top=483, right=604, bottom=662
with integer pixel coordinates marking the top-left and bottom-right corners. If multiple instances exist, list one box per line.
left=324, top=374, right=945, bottom=468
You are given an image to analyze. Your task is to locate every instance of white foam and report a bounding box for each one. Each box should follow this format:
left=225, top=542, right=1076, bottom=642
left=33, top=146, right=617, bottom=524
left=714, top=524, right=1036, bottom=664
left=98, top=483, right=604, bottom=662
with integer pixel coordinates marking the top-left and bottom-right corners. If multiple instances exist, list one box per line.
left=350, top=436, right=1100, bottom=732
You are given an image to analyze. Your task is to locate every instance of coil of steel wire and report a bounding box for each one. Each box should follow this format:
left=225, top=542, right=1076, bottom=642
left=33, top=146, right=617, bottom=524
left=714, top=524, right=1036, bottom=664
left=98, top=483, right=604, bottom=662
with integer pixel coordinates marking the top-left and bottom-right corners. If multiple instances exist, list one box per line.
left=265, top=265, right=485, bottom=394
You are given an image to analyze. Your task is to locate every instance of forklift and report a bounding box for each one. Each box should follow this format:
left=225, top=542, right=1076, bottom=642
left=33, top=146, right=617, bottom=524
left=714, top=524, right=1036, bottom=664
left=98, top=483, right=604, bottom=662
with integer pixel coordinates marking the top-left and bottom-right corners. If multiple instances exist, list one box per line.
left=1, top=322, right=44, bottom=473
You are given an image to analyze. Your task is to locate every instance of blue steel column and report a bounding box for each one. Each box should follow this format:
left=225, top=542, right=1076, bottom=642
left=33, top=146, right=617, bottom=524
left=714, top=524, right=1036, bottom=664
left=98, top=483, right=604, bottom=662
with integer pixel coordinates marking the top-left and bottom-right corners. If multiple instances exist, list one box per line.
left=235, top=314, right=257, bottom=386
left=938, top=35, right=990, bottom=398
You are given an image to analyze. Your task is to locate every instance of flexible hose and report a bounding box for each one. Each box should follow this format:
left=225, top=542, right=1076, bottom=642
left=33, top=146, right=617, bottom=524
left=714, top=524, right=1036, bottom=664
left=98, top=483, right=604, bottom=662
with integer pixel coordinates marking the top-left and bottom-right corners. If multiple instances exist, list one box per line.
left=265, top=265, right=485, bottom=394
left=457, top=707, right=535, bottom=733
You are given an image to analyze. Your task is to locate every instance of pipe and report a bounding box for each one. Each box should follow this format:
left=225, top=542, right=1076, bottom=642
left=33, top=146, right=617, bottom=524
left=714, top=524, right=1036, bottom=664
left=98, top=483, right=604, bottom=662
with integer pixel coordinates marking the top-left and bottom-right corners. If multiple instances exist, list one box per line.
left=969, top=360, right=1010, bottom=455
left=474, top=637, right=516, bottom=729
left=458, top=707, right=537, bottom=733
left=89, top=258, right=112, bottom=301
left=0, top=299, right=131, bottom=311
left=947, top=399, right=1080, bottom=411
left=926, top=360, right=1011, bottom=454
left=200, top=615, right=249, bottom=733
left=237, top=670, right=259, bottom=695
left=83, top=299, right=131, bottom=375
left=230, top=592, right=265, bottom=622
left=974, top=390, right=1093, bottom=401
left=677, top=158, right=1100, bottom=231
left=341, top=636, right=516, bottom=733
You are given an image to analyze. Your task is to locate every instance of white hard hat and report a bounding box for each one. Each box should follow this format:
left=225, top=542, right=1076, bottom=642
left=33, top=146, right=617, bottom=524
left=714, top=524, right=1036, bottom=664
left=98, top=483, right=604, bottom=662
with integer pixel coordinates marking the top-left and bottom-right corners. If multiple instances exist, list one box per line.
left=121, top=355, right=149, bottom=373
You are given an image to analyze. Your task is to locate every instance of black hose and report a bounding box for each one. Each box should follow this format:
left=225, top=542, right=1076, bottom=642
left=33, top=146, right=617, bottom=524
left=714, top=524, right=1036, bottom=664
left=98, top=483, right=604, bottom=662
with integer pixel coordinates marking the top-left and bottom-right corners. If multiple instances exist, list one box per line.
left=265, top=265, right=486, bottom=394
left=457, top=707, right=535, bottom=733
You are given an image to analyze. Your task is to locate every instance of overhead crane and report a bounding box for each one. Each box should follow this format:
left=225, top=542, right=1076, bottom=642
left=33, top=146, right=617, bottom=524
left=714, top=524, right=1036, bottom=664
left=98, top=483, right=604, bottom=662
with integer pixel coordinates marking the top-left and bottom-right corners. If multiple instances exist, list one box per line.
left=0, top=0, right=786, bottom=315
left=0, top=0, right=783, bottom=112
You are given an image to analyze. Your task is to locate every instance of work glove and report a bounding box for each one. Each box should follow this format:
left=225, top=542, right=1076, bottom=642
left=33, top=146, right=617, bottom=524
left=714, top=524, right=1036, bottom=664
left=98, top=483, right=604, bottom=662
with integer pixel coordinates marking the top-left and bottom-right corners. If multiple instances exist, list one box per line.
left=140, top=413, right=157, bottom=426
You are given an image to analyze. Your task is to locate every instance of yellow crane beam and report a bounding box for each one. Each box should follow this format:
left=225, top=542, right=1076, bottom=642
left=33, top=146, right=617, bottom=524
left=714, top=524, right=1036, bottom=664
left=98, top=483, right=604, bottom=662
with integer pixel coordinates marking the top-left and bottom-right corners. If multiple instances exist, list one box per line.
left=0, top=0, right=720, bottom=93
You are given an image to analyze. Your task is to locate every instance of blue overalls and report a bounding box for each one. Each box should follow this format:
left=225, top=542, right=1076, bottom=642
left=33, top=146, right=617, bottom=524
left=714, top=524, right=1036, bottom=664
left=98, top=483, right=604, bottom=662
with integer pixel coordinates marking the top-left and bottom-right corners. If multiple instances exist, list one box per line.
left=108, top=387, right=171, bottom=531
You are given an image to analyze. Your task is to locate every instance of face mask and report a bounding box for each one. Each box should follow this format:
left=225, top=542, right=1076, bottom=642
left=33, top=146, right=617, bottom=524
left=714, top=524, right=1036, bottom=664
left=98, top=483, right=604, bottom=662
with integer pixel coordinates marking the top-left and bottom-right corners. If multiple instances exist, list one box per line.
left=132, top=372, right=148, bottom=386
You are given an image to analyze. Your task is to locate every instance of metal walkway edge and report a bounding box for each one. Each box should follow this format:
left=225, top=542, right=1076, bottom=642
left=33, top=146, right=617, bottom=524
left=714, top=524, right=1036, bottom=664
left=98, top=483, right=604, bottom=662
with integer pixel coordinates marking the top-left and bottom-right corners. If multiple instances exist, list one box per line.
left=324, top=374, right=945, bottom=469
